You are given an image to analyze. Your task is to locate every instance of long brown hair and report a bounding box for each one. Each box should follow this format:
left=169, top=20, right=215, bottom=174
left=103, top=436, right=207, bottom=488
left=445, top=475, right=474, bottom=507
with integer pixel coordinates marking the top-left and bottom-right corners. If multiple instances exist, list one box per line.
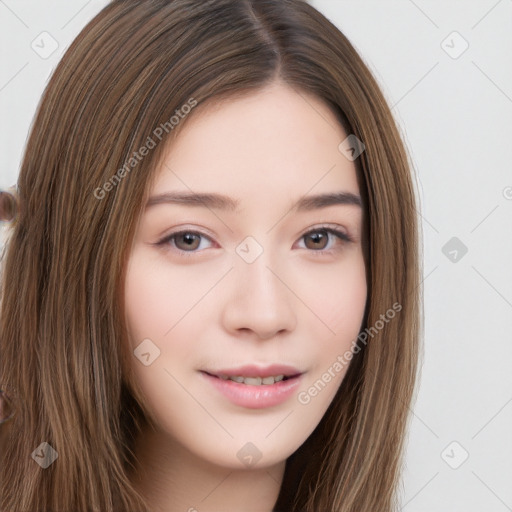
left=0, top=1, right=422, bottom=510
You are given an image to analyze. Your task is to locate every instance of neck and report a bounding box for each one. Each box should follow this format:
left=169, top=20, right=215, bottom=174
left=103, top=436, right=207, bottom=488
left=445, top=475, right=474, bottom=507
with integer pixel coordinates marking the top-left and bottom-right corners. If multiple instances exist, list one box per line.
left=130, top=424, right=286, bottom=512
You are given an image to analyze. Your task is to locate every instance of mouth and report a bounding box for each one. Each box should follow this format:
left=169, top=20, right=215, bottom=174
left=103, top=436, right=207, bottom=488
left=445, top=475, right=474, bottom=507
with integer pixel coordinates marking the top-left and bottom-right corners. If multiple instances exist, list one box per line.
left=200, top=363, right=303, bottom=386
left=199, top=365, right=304, bottom=409
left=201, top=372, right=301, bottom=386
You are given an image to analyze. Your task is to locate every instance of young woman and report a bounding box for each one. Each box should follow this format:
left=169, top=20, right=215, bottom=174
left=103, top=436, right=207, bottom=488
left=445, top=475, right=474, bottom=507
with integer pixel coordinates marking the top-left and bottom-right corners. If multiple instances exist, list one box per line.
left=0, top=1, right=422, bottom=511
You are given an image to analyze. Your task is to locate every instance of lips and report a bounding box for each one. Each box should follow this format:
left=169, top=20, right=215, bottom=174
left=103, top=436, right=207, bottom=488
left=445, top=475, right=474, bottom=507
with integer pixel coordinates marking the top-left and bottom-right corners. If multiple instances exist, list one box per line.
left=200, top=365, right=304, bottom=409
left=202, top=364, right=303, bottom=385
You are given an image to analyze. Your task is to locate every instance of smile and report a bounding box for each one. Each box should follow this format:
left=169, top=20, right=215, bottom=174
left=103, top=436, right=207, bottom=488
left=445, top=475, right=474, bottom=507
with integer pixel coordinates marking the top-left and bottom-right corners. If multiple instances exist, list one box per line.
left=210, top=374, right=289, bottom=385
left=200, top=368, right=304, bottom=409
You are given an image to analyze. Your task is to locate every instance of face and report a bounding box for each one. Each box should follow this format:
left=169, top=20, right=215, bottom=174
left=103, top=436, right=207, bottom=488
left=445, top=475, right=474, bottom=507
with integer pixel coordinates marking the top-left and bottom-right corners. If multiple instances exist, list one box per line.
left=124, top=82, right=367, bottom=470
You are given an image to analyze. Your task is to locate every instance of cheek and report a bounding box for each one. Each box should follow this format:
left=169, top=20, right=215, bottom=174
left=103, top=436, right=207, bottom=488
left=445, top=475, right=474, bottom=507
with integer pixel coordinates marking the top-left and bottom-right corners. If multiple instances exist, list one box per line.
left=123, top=248, right=224, bottom=403
left=124, top=248, right=216, bottom=344
left=296, top=252, right=367, bottom=339
left=123, top=250, right=207, bottom=428
left=294, top=254, right=367, bottom=406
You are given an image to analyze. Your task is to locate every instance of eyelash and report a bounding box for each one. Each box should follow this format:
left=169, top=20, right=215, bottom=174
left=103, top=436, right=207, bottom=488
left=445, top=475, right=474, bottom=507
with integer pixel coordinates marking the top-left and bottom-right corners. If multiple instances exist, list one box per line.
left=155, top=225, right=353, bottom=258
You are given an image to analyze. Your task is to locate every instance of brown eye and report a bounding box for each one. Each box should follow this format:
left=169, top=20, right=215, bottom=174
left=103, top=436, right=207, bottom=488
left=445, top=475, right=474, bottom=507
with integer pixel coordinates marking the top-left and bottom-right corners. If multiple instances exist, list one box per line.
left=173, top=232, right=202, bottom=251
left=156, top=226, right=351, bottom=258
left=298, top=227, right=352, bottom=255
left=156, top=230, right=214, bottom=256
left=304, top=230, right=330, bottom=250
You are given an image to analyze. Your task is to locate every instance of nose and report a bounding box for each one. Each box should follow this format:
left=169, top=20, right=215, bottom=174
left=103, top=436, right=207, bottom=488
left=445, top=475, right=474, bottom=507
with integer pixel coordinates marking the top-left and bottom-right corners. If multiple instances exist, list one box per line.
left=221, top=254, right=297, bottom=340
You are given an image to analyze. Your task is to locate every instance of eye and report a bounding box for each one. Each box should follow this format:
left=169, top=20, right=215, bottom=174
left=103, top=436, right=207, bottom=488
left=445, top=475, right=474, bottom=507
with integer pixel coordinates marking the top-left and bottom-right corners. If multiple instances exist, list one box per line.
left=156, top=230, right=214, bottom=255
left=296, top=226, right=353, bottom=254
left=155, top=224, right=353, bottom=258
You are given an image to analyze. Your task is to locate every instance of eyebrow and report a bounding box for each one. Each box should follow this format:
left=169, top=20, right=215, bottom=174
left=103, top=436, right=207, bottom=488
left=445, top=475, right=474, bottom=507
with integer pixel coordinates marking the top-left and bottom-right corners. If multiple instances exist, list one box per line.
left=145, top=191, right=362, bottom=211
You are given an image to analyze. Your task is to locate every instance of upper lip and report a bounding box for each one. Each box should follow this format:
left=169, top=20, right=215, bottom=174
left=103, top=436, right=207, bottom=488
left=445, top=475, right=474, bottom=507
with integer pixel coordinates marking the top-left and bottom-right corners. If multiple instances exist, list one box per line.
left=203, top=364, right=303, bottom=378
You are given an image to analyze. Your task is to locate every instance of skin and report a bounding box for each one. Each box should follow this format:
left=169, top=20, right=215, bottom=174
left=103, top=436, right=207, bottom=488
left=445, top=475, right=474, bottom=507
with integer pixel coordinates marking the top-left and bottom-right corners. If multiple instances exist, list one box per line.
left=124, top=80, right=367, bottom=512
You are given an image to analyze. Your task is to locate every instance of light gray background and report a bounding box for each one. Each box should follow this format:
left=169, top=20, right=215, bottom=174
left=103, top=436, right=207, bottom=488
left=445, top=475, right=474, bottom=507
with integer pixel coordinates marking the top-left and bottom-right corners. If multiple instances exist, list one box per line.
left=1, top=1, right=511, bottom=510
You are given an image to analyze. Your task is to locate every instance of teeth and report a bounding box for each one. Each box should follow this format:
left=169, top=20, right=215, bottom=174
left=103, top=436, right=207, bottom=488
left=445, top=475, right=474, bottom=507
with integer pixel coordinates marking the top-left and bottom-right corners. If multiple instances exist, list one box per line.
left=244, top=377, right=262, bottom=385
left=220, top=374, right=286, bottom=385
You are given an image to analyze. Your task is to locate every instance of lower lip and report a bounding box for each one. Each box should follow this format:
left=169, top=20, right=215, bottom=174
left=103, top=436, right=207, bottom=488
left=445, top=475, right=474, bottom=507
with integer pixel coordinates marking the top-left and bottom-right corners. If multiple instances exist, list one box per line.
left=200, top=372, right=303, bottom=409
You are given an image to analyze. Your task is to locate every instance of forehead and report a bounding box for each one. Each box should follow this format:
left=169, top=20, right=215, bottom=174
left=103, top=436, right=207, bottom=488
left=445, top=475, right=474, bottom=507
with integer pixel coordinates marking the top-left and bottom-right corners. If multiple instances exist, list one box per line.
left=150, top=83, right=360, bottom=212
